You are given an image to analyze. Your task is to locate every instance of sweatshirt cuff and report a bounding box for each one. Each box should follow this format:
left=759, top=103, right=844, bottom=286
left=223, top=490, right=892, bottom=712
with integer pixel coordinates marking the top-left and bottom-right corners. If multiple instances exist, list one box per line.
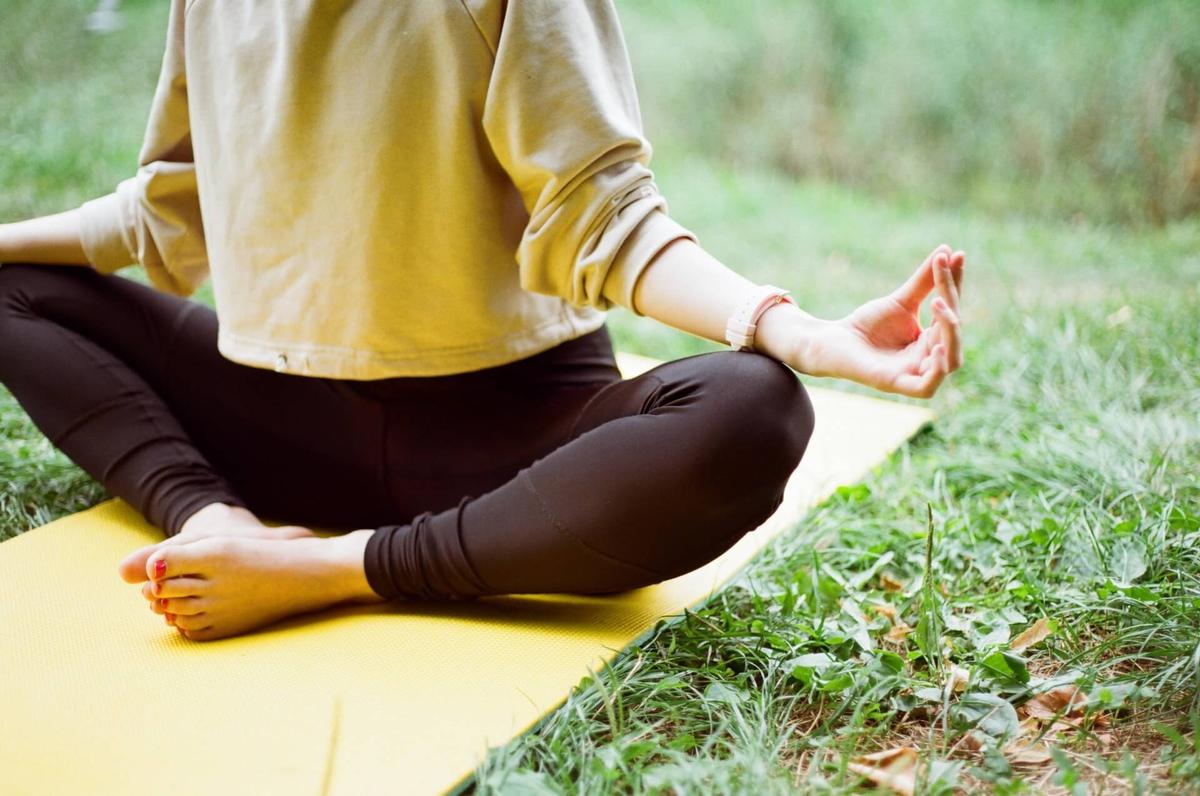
left=600, top=210, right=696, bottom=316
left=77, top=185, right=134, bottom=274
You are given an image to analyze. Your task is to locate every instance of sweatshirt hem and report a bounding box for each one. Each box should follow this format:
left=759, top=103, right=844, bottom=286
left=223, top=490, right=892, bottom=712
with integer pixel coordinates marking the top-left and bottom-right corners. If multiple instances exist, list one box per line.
left=216, top=310, right=608, bottom=379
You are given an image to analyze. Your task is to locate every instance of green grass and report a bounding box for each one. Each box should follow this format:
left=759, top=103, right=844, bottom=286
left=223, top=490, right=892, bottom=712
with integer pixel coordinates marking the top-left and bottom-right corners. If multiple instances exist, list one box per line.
left=493, top=174, right=1200, bottom=792
left=622, top=0, right=1200, bottom=226
left=2, top=1, right=1199, bottom=792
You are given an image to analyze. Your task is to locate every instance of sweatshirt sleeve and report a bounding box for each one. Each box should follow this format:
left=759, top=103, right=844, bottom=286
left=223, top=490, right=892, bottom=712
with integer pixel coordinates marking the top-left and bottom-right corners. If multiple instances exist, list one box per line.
left=480, top=0, right=695, bottom=314
left=76, top=0, right=208, bottom=297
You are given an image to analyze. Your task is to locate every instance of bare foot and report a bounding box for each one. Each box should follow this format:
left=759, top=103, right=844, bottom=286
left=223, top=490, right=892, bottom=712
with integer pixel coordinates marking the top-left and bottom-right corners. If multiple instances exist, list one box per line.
left=139, top=531, right=383, bottom=640
left=118, top=503, right=314, bottom=584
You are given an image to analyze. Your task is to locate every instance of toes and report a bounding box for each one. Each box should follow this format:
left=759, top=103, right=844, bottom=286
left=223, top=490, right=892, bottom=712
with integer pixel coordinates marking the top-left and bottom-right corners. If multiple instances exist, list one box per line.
left=120, top=534, right=203, bottom=583
left=172, top=613, right=211, bottom=631
left=180, top=627, right=222, bottom=642
left=119, top=541, right=169, bottom=583
left=119, top=547, right=154, bottom=583
left=147, top=538, right=229, bottom=582
left=153, top=596, right=207, bottom=616
left=141, top=576, right=209, bottom=601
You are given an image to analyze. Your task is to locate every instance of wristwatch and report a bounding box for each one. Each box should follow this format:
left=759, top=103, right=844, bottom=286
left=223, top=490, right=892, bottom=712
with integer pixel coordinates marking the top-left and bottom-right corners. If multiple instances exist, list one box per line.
left=725, top=285, right=794, bottom=352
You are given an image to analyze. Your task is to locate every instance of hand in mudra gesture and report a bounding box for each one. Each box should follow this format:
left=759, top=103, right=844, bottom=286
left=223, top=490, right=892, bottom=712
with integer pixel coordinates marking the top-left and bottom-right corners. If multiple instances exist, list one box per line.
left=801, top=244, right=965, bottom=398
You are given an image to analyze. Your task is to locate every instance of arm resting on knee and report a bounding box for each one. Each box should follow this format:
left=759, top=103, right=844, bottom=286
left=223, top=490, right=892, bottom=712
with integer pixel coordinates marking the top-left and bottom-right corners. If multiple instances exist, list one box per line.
left=630, top=237, right=827, bottom=369
left=631, top=236, right=966, bottom=399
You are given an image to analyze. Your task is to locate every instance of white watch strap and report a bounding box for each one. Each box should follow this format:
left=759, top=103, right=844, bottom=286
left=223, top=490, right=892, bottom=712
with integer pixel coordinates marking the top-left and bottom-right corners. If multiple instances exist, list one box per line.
left=725, top=285, right=794, bottom=352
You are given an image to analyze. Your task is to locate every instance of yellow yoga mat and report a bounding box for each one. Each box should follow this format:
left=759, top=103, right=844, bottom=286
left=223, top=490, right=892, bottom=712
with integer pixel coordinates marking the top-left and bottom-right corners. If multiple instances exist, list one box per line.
left=0, top=353, right=931, bottom=796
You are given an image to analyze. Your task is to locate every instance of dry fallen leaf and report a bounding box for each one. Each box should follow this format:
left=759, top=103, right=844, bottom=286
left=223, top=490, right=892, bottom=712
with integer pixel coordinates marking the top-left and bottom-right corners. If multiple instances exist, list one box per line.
left=946, top=663, right=971, bottom=694
left=848, top=747, right=919, bottom=796
left=1017, top=716, right=1042, bottom=737
left=1022, top=685, right=1087, bottom=721
left=1048, top=717, right=1086, bottom=735
left=1004, top=739, right=1054, bottom=766
left=957, top=730, right=986, bottom=752
left=1010, top=617, right=1054, bottom=652
left=885, top=621, right=914, bottom=643
left=880, top=572, right=905, bottom=592
left=1022, top=684, right=1110, bottom=730
left=871, top=602, right=899, bottom=622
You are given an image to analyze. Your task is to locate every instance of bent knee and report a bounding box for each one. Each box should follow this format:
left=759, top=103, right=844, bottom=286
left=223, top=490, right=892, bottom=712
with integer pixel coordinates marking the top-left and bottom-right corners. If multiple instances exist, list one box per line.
left=698, top=352, right=815, bottom=479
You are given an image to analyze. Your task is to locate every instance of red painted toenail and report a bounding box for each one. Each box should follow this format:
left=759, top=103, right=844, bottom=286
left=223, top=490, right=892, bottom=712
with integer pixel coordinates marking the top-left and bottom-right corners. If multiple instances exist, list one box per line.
left=154, top=581, right=163, bottom=596
left=154, top=559, right=166, bottom=578
left=165, top=613, right=175, bottom=624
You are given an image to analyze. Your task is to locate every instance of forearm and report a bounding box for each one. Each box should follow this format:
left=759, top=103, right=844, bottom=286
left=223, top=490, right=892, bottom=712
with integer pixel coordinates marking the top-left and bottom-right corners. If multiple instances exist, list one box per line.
left=630, top=238, right=829, bottom=371
left=0, top=208, right=91, bottom=266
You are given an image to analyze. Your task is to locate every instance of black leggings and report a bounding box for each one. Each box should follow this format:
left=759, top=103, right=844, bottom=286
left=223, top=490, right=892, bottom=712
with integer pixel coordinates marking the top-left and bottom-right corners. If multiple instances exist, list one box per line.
left=0, top=264, right=814, bottom=600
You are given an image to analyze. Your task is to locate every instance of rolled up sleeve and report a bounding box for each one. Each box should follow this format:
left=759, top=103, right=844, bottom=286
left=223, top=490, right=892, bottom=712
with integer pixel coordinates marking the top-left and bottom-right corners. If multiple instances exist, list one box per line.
left=76, top=0, right=208, bottom=297
left=481, top=0, right=694, bottom=314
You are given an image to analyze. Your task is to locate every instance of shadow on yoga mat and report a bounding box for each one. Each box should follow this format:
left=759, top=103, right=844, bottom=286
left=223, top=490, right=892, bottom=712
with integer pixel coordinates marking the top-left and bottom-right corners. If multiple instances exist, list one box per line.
left=0, top=352, right=932, bottom=796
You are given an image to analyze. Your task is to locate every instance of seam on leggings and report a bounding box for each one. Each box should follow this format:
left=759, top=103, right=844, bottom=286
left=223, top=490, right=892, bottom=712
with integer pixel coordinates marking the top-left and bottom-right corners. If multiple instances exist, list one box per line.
left=45, top=319, right=228, bottom=508
left=82, top=288, right=204, bottom=474
left=517, top=470, right=663, bottom=579
left=47, top=395, right=134, bottom=446
left=45, top=321, right=181, bottom=452
left=450, top=494, right=491, bottom=594
left=160, top=300, right=199, bottom=380
left=95, top=434, right=192, bottom=483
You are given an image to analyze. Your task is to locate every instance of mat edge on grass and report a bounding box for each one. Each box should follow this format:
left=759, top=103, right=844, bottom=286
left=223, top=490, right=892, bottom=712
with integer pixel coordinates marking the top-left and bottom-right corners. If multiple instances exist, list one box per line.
left=0, top=354, right=932, bottom=796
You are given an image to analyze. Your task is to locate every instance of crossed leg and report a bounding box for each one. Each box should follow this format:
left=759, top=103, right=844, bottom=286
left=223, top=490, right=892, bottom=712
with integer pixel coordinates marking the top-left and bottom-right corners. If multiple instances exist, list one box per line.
left=0, top=264, right=815, bottom=640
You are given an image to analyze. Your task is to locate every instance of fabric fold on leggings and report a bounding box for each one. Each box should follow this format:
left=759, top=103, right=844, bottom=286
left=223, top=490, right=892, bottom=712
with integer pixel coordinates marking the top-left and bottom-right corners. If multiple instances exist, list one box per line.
left=365, top=498, right=490, bottom=601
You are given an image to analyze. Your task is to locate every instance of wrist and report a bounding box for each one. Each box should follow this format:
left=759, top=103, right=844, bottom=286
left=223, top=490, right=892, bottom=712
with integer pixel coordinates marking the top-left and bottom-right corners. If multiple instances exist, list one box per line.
left=753, top=301, right=832, bottom=374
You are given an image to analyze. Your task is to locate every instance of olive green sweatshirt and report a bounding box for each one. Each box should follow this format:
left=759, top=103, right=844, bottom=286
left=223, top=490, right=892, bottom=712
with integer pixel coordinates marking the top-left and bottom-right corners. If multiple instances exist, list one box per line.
left=77, top=0, right=693, bottom=378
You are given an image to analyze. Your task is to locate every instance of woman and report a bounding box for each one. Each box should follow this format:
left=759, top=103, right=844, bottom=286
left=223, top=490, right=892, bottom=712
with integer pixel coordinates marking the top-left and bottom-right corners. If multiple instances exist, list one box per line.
left=0, top=1, right=963, bottom=641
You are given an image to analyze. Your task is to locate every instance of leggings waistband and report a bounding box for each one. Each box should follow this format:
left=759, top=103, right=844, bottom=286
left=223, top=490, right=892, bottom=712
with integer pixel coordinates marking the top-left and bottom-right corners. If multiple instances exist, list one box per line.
left=344, top=325, right=620, bottom=400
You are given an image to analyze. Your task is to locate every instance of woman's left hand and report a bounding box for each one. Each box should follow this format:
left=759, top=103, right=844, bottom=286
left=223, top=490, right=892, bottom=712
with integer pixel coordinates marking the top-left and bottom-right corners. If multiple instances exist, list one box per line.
left=790, top=244, right=965, bottom=398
